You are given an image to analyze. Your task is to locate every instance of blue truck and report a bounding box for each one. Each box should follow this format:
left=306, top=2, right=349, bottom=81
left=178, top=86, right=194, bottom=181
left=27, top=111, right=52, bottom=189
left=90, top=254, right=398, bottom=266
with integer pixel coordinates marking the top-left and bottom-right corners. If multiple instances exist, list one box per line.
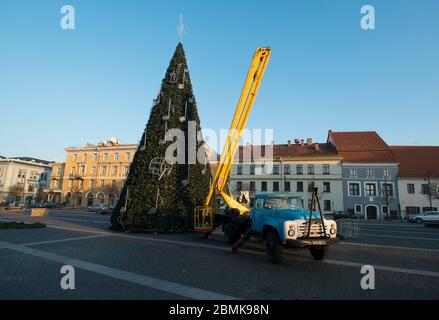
left=227, top=191, right=338, bottom=264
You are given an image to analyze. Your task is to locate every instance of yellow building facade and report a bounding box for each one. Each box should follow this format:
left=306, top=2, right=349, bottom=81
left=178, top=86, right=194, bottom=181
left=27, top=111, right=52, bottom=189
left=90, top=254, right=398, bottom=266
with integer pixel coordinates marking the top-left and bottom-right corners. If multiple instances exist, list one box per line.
left=61, top=139, right=137, bottom=208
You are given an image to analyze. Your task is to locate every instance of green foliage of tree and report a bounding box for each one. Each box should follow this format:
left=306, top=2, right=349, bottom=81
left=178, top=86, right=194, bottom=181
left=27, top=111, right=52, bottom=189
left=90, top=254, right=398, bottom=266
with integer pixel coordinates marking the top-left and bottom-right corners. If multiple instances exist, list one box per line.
left=111, top=43, right=215, bottom=232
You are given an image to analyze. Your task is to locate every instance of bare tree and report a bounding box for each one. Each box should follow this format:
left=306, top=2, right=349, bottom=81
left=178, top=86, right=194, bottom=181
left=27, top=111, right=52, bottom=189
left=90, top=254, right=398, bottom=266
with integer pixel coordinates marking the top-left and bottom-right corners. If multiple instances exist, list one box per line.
left=379, top=178, right=395, bottom=220
left=8, top=183, right=24, bottom=204
left=429, top=182, right=439, bottom=200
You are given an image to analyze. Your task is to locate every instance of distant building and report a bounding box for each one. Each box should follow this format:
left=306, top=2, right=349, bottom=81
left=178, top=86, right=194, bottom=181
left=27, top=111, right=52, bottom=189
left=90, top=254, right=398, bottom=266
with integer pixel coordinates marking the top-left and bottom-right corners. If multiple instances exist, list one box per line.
left=0, top=157, right=52, bottom=204
left=391, top=146, right=439, bottom=217
left=328, top=131, right=400, bottom=220
left=229, top=139, right=344, bottom=214
left=47, top=162, right=66, bottom=204
left=61, top=138, right=138, bottom=208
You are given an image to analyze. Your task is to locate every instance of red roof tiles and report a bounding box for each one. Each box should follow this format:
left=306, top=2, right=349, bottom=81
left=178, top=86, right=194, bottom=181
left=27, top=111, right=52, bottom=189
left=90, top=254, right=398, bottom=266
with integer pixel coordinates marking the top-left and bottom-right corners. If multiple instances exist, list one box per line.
left=328, top=131, right=396, bottom=163
left=390, top=146, right=439, bottom=178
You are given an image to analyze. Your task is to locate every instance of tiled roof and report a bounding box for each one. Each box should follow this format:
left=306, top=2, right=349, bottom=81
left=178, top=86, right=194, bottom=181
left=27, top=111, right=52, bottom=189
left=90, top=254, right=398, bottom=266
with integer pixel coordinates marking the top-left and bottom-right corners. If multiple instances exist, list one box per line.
left=235, top=143, right=338, bottom=161
left=328, top=131, right=396, bottom=163
left=391, top=146, right=439, bottom=178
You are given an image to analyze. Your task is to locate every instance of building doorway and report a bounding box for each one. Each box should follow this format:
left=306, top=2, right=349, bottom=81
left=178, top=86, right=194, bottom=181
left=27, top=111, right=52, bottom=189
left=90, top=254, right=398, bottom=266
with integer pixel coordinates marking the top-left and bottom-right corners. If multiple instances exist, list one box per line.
left=87, top=193, right=94, bottom=206
left=97, top=193, right=105, bottom=205
left=366, top=206, right=378, bottom=220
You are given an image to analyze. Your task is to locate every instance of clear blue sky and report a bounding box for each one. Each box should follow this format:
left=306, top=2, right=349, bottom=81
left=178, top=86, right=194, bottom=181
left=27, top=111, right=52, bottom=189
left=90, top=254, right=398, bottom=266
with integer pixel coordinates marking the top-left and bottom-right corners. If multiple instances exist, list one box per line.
left=1, top=0, right=438, bottom=161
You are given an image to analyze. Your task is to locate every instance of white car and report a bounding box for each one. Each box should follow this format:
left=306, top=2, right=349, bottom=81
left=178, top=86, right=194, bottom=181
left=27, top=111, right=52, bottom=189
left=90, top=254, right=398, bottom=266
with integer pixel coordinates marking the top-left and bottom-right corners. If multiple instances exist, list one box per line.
left=423, top=212, right=439, bottom=225
left=408, top=211, right=439, bottom=223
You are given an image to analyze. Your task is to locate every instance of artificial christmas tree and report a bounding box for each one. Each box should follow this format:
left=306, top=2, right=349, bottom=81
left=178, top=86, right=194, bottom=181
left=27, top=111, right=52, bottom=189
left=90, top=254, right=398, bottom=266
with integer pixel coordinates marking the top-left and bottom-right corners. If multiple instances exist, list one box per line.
left=111, top=43, right=215, bottom=232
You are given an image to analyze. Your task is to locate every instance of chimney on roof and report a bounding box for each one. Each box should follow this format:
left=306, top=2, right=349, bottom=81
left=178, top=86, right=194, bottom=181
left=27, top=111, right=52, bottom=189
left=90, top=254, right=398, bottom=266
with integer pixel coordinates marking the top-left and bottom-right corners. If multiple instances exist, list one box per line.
left=307, top=138, right=313, bottom=145
left=301, top=140, right=305, bottom=147
left=288, top=140, right=292, bottom=147
left=315, top=143, right=320, bottom=151
left=294, top=138, right=300, bottom=144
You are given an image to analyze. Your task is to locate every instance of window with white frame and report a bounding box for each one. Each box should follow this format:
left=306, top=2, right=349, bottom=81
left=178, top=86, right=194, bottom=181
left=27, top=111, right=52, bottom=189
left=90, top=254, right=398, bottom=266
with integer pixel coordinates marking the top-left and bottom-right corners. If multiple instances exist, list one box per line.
left=323, top=164, right=330, bottom=175
left=72, top=154, right=77, bottom=162
left=103, top=153, right=109, bottom=161
left=366, top=169, right=374, bottom=178
left=365, top=183, right=377, bottom=196
left=296, top=165, right=303, bottom=175
left=307, top=164, right=314, bottom=175
left=382, top=183, right=394, bottom=197
left=284, top=165, right=291, bottom=175
left=101, top=165, right=107, bottom=176
left=250, top=165, right=256, bottom=175
left=125, top=152, right=131, bottom=161
left=91, top=167, right=96, bottom=175
left=100, top=180, right=105, bottom=187
left=350, top=169, right=357, bottom=177
left=112, top=166, right=118, bottom=176
left=407, top=183, right=415, bottom=194
left=273, top=165, right=280, bottom=175
left=115, top=153, right=119, bottom=161
left=349, top=183, right=360, bottom=196
left=237, top=165, right=243, bottom=175
left=383, top=169, right=391, bottom=178
left=93, top=153, right=98, bottom=161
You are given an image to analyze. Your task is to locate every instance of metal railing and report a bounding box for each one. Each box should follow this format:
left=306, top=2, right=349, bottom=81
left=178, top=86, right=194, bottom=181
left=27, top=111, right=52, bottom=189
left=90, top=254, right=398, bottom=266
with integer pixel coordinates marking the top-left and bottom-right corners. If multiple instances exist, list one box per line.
left=336, top=219, right=361, bottom=239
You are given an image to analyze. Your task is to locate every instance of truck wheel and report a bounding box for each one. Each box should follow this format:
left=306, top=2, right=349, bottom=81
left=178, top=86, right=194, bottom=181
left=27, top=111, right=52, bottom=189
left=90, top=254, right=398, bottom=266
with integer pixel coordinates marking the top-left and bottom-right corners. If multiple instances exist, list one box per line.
left=266, top=232, right=283, bottom=264
left=310, top=246, right=329, bottom=261
left=224, top=222, right=240, bottom=244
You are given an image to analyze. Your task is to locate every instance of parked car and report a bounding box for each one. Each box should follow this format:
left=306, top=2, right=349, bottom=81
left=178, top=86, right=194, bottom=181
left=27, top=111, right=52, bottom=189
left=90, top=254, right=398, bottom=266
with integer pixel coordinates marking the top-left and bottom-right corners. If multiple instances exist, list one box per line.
left=30, top=202, right=44, bottom=208
left=44, top=202, right=58, bottom=209
left=87, top=204, right=106, bottom=212
left=422, top=212, right=439, bottom=226
left=97, top=205, right=115, bottom=215
left=333, top=211, right=358, bottom=220
left=408, top=211, right=439, bottom=223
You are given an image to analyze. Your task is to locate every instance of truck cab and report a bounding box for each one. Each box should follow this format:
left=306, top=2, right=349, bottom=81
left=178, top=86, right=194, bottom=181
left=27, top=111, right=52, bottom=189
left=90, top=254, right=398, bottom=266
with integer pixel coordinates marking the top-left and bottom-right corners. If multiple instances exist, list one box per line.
left=249, top=193, right=337, bottom=263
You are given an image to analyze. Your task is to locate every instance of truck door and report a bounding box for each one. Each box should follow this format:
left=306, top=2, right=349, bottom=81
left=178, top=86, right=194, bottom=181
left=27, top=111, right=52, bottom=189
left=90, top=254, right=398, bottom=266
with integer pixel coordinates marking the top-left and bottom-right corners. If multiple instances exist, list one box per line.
left=251, top=198, right=265, bottom=235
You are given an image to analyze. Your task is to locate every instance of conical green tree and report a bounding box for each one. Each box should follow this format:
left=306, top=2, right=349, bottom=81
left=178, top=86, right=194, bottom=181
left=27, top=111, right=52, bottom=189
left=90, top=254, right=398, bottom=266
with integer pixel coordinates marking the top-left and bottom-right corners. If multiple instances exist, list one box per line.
left=111, top=43, right=215, bottom=232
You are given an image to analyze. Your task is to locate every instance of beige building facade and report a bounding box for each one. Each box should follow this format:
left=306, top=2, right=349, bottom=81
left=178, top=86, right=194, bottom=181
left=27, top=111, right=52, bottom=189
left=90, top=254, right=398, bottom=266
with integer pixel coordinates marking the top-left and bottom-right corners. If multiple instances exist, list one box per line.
left=60, top=138, right=137, bottom=208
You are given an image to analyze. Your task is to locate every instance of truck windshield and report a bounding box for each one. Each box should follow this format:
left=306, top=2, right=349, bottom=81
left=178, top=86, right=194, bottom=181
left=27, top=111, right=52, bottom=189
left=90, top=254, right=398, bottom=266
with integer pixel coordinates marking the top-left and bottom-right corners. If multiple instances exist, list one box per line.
left=264, top=197, right=303, bottom=210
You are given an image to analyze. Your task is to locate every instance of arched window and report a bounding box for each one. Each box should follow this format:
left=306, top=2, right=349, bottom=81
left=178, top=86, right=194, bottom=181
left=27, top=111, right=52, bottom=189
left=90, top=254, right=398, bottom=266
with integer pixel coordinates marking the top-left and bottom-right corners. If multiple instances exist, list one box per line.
left=97, top=193, right=105, bottom=205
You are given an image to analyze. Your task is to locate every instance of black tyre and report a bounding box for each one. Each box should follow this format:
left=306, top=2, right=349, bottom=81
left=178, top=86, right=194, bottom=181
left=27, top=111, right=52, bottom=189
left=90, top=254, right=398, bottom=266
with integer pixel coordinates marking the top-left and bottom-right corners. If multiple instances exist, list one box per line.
left=415, top=218, right=423, bottom=224
left=224, top=222, right=240, bottom=244
left=310, top=246, right=329, bottom=261
left=266, top=231, right=283, bottom=264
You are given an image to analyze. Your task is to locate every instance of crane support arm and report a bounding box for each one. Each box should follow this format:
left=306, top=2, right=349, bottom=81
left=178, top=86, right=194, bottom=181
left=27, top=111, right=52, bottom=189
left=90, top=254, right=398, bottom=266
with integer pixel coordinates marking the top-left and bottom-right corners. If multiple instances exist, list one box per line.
left=204, top=48, right=271, bottom=214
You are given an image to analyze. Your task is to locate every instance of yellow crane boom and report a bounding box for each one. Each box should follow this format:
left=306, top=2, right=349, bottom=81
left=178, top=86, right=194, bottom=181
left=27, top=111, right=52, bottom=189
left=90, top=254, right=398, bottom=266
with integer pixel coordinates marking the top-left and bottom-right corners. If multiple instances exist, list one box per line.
left=195, top=47, right=271, bottom=233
